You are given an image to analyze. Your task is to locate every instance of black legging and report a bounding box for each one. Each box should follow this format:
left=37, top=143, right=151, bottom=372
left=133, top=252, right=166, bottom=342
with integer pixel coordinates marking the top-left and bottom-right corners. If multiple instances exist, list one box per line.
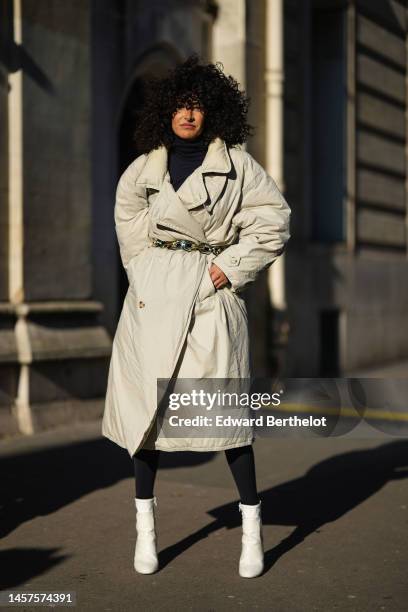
left=133, top=445, right=260, bottom=505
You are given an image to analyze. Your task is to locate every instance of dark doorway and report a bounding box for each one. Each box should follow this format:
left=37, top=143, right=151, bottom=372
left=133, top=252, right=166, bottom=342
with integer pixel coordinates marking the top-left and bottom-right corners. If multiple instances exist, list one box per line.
left=117, top=76, right=150, bottom=303
left=118, top=77, right=149, bottom=175
left=117, top=56, right=179, bottom=307
left=319, top=308, right=340, bottom=376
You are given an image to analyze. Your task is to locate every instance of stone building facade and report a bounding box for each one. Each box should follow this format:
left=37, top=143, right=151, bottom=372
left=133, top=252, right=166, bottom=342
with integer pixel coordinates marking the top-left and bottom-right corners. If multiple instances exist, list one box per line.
left=1, top=0, right=407, bottom=438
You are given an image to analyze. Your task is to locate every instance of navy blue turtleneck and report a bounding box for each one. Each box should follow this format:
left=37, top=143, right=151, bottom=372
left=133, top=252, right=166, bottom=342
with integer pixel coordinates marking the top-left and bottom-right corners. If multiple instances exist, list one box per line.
left=168, top=133, right=208, bottom=192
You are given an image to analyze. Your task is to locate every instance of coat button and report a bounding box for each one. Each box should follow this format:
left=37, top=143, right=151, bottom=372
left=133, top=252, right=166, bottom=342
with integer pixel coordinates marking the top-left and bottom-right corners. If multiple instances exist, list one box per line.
left=138, top=301, right=145, bottom=308
left=230, top=255, right=240, bottom=265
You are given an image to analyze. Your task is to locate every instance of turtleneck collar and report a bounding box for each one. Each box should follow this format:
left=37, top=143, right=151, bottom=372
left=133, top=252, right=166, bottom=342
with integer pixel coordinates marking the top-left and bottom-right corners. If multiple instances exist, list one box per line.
left=170, top=133, right=208, bottom=156
left=168, top=132, right=209, bottom=192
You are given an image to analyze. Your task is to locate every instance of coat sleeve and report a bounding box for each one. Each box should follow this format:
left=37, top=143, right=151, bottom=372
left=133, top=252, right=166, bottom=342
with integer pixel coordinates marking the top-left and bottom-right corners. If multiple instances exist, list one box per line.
left=114, top=156, right=150, bottom=276
left=211, top=153, right=291, bottom=293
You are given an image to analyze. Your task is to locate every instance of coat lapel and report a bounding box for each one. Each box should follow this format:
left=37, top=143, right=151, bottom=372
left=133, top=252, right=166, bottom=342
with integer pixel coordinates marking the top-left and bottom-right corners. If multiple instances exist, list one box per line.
left=135, top=137, right=233, bottom=230
left=157, top=179, right=208, bottom=242
left=194, top=137, right=232, bottom=213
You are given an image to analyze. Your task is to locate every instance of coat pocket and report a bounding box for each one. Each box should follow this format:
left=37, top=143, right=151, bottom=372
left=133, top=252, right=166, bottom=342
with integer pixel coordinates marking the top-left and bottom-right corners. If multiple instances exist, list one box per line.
left=222, top=285, right=248, bottom=328
left=198, top=262, right=217, bottom=302
left=127, top=247, right=152, bottom=291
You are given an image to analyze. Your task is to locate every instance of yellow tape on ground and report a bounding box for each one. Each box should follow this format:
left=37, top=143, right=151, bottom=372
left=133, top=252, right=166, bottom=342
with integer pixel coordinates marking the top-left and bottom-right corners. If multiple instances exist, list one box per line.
left=264, top=402, right=408, bottom=422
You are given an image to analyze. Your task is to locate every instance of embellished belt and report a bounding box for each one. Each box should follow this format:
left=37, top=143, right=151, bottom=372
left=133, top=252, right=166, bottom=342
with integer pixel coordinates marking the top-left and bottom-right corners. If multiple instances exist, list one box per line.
left=150, top=238, right=229, bottom=256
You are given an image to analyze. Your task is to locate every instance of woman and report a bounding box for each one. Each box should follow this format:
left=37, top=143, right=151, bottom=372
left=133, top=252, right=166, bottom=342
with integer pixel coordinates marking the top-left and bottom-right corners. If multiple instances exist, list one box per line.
left=102, top=55, right=291, bottom=578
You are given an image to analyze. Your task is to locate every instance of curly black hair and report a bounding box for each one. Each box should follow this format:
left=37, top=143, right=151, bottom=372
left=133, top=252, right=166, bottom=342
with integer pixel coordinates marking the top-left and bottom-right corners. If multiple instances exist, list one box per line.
left=133, top=54, right=253, bottom=154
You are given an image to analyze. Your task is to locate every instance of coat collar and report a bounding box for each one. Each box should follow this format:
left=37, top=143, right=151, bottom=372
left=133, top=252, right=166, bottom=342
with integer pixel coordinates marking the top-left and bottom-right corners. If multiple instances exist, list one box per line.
left=135, top=136, right=232, bottom=190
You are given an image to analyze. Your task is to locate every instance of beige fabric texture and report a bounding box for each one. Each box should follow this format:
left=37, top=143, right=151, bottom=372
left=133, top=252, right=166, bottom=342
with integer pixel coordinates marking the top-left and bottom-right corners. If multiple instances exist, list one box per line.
left=102, top=137, right=291, bottom=457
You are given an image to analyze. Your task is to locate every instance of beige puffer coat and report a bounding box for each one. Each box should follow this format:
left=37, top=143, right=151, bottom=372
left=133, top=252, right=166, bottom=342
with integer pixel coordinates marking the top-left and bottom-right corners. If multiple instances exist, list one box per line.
left=102, top=137, right=291, bottom=458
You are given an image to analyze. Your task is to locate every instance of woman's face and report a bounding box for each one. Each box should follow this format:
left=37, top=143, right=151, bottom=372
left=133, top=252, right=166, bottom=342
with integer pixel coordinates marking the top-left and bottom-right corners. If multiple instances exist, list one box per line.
left=171, top=105, right=205, bottom=140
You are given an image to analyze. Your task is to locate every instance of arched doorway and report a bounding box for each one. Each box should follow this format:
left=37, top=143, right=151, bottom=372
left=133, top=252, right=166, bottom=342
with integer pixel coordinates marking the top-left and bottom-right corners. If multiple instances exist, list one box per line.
left=117, top=46, right=182, bottom=307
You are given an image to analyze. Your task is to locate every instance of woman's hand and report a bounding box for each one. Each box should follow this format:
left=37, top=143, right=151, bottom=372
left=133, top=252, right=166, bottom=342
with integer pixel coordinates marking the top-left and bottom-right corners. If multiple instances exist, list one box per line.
left=209, top=263, right=230, bottom=289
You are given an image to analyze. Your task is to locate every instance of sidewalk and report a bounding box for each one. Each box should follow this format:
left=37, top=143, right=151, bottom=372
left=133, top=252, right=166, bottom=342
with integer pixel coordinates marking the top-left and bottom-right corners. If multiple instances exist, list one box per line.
left=0, top=420, right=407, bottom=611
left=346, top=358, right=408, bottom=378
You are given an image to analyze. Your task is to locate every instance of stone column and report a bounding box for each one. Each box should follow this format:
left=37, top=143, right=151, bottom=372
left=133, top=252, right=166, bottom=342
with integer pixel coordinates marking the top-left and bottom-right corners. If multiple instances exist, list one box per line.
left=0, top=0, right=111, bottom=439
left=212, top=0, right=246, bottom=90
left=265, top=0, right=290, bottom=374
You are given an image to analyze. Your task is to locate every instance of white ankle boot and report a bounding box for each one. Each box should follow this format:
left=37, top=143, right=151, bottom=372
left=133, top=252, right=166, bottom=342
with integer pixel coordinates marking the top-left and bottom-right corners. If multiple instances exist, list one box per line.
left=134, top=497, right=159, bottom=574
left=238, top=500, right=264, bottom=578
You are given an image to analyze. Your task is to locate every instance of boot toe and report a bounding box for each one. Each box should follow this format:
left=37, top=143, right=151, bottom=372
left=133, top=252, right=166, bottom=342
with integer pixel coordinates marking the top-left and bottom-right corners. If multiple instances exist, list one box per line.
left=239, top=560, right=264, bottom=578
left=134, top=556, right=159, bottom=574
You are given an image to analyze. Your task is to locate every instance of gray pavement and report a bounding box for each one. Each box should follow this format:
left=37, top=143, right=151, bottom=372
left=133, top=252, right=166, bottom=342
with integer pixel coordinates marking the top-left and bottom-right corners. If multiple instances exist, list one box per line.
left=1, top=419, right=408, bottom=611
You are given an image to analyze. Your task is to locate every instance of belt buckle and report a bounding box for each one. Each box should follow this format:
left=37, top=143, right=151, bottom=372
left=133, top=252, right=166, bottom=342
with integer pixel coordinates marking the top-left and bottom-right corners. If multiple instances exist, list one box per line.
left=179, top=239, right=193, bottom=251
left=199, top=243, right=212, bottom=255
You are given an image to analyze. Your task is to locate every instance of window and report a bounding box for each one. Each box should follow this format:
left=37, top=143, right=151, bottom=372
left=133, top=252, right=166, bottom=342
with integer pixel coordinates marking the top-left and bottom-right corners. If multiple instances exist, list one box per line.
left=311, top=7, right=347, bottom=243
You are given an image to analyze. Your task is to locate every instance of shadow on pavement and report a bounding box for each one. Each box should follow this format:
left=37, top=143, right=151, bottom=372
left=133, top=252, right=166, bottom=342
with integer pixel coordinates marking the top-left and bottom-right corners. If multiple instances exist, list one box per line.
left=158, top=440, right=408, bottom=573
left=0, top=549, right=70, bottom=590
left=1, top=439, right=407, bottom=585
left=0, top=437, right=215, bottom=540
